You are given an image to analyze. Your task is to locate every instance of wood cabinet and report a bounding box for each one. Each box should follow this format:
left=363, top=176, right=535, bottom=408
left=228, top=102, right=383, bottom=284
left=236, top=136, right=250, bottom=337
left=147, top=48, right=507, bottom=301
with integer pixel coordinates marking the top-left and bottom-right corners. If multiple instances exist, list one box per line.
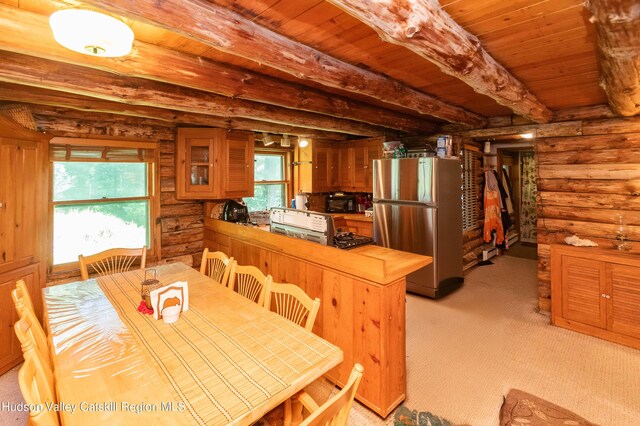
left=297, top=137, right=383, bottom=194
left=0, top=116, right=48, bottom=375
left=333, top=215, right=373, bottom=237
left=297, top=140, right=333, bottom=193
left=551, top=244, right=640, bottom=349
left=176, top=127, right=254, bottom=200
left=335, top=137, right=383, bottom=192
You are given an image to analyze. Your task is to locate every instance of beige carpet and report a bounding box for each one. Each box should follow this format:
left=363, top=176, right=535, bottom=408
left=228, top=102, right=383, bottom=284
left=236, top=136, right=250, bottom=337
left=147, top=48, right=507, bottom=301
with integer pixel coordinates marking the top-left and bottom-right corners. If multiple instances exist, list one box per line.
left=348, top=255, right=640, bottom=425
left=3, top=255, right=640, bottom=425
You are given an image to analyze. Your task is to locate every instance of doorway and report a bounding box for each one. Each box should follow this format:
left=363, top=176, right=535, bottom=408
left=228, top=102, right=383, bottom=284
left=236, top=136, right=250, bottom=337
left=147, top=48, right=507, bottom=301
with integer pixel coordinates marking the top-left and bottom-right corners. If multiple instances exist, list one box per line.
left=497, top=148, right=537, bottom=260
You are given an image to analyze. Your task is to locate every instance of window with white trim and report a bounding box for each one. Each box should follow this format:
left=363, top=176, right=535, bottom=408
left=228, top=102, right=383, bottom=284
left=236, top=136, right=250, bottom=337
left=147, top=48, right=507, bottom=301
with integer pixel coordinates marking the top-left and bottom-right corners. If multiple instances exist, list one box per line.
left=243, top=150, right=290, bottom=212
left=50, top=138, right=159, bottom=267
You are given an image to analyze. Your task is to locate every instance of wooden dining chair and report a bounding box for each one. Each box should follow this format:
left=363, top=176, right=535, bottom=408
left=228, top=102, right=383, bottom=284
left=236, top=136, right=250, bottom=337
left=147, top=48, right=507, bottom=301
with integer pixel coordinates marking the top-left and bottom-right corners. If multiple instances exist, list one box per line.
left=14, top=309, right=52, bottom=373
left=265, top=281, right=321, bottom=331
left=200, top=248, right=234, bottom=287
left=16, top=319, right=59, bottom=426
left=12, top=279, right=36, bottom=317
left=228, top=263, right=271, bottom=306
left=285, top=363, right=364, bottom=426
left=78, top=246, right=147, bottom=280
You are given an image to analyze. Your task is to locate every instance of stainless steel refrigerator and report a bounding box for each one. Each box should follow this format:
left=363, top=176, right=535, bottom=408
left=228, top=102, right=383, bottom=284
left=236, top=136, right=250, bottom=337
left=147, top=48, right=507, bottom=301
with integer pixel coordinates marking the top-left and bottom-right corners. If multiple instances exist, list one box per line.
left=373, top=157, right=463, bottom=298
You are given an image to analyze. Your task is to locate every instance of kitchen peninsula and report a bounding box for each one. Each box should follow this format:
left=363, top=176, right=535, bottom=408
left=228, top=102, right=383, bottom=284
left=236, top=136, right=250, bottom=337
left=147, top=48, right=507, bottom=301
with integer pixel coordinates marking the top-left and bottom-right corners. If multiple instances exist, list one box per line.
left=203, top=217, right=431, bottom=417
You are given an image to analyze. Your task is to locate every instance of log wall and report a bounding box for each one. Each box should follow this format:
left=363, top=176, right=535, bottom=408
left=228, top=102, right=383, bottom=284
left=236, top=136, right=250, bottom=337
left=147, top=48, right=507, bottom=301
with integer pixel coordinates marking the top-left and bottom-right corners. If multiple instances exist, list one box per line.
left=33, top=108, right=205, bottom=282
left=536, top=117, right=640, bottom=311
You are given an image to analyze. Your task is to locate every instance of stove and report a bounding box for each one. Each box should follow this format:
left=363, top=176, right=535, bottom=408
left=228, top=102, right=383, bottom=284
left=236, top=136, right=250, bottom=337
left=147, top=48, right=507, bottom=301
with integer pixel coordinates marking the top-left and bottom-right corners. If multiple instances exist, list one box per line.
left=333, top=232, right=374, bottom=250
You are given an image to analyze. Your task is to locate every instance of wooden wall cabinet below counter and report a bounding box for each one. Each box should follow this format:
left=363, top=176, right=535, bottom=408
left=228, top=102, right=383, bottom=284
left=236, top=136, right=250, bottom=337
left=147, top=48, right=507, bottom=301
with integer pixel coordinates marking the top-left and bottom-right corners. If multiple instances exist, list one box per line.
left=551, top=244, right=640, bottom=350
left=204, top=218, right=430, bottom=417
left=332, top=214, right=373, bottom=237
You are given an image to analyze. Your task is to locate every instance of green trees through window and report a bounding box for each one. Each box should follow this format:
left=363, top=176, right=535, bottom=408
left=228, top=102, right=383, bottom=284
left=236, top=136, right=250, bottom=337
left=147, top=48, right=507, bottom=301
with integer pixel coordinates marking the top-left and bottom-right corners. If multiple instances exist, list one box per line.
left=52, top=162, right=151, bottom=265
left=244, top=153, right=287, bottom=212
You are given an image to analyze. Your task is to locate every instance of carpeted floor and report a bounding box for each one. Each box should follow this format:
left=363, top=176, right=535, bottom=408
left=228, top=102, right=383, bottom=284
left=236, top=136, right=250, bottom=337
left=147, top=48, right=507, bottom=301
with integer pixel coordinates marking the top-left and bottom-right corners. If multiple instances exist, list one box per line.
left=3, top=256, right=640, bottom=425
left=504, top=241, right=538, bottom=260
left=347, top=255, right=640, bottom=425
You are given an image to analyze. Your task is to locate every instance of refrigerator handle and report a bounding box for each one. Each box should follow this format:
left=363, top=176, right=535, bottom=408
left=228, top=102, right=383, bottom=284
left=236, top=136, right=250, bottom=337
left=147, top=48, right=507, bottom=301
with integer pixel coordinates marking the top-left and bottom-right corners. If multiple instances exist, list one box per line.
left=373, top=199, right=438, bottom=208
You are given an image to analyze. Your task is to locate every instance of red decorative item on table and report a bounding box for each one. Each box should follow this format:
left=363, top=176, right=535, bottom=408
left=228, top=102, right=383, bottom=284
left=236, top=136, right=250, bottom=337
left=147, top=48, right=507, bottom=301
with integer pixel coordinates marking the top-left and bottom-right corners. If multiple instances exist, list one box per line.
left=137, top=300, right=154, bottom=315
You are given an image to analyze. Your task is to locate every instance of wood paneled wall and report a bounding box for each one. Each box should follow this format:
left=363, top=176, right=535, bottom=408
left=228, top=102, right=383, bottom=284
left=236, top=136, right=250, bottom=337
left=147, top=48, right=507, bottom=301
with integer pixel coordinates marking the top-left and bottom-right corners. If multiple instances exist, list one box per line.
left=34, top=108, right=205, bottom=281
left=536, top=116, right=640, bottom=311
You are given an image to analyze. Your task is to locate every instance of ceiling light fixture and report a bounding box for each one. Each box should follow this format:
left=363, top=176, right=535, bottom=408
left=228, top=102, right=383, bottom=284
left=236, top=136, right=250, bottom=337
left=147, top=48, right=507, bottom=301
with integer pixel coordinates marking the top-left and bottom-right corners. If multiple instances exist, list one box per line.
left=520, top=133, right=534, bottom=139
left=49, top=7, right=134, bottom=57
left=298, top=138, right=309, bottom=148
left=280, top=134, right=291, bottom=147
left=262, top=132, right=276, bottom=146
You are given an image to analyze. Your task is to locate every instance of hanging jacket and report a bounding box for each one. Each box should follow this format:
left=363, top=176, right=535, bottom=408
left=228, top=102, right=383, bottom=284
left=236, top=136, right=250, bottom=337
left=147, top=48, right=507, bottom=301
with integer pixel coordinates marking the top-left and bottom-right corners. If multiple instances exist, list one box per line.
left=483, top=170, right=504, bottom=244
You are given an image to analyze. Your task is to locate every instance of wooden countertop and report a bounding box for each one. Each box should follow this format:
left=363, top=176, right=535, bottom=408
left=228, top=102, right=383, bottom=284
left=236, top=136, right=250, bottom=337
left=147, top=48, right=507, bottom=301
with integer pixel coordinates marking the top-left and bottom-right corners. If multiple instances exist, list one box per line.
left=205, top=218, right=430, bottom=286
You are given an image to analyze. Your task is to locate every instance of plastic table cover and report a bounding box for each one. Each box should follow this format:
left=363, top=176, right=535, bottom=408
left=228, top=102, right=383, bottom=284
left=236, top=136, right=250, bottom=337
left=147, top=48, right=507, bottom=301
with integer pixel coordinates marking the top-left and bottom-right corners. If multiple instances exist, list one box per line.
left=43, top=262, right=342, bottom=425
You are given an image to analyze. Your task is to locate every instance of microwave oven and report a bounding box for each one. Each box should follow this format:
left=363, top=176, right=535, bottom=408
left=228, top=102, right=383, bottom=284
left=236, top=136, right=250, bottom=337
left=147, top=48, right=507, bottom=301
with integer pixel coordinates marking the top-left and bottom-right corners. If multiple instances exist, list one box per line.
left=326, top=195, right=356, bottom=213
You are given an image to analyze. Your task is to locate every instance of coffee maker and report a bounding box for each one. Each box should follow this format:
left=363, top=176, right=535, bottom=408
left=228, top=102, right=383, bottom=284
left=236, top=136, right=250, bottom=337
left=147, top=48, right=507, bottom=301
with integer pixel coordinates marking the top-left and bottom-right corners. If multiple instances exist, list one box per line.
left=222, top=200, right=249, bottom=223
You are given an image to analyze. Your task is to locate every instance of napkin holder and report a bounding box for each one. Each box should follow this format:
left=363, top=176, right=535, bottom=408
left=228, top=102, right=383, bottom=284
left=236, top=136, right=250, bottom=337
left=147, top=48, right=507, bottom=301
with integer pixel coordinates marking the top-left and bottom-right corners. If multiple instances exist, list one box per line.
left=150, top=281, right=189, bottom=321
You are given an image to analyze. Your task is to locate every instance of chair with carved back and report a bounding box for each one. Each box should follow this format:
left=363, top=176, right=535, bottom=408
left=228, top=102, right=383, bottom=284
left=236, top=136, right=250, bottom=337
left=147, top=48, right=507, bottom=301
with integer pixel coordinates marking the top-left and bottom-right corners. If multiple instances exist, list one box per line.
left=265, top=281, right=320, bottom=332
left=12, top=279, right=35, bottom=316
left=284, top=363, right=364, bottom=426
left=78, top=246, right=147, bottom=280
left=200, top=248, right=234, bottom=287
left=228, top=263, right=271, bottom=307
left=15, top=316, right=59, bottom=426
left=13, top=309, right=52, bottom=374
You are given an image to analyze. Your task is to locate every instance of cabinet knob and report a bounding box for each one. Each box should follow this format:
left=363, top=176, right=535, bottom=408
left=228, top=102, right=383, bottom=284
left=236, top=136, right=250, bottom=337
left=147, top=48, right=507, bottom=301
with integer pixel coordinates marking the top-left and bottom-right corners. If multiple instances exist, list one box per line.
left=601, top=293, right=611, bottom=299
left=0, top=202, right=3, bottom=208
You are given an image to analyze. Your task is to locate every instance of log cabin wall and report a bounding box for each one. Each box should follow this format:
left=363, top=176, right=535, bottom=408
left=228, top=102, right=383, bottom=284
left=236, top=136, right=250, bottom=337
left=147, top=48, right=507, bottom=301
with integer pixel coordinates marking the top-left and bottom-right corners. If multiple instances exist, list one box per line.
left=462, top=114, right=640, bottom=312
left=536, top=116, right=640, bottom=312
left=33, top=108, right=205, bottom=283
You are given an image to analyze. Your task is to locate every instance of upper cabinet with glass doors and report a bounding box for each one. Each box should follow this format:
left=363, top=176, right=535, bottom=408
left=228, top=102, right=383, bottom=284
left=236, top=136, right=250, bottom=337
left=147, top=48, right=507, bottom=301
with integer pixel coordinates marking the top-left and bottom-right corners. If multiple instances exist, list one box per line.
left=176, top=128, right=254, bottom=200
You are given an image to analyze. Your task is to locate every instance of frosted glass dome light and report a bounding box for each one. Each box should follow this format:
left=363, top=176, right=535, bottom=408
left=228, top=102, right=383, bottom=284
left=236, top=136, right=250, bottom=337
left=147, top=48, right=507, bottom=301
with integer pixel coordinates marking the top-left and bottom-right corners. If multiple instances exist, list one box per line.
left=50, top=8, right=134, bottom=57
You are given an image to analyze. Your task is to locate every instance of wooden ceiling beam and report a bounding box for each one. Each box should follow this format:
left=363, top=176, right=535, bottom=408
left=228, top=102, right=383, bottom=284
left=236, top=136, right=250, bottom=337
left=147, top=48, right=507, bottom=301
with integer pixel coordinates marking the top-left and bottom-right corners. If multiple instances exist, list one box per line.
left=325, top=0, right=553, bottom=124
left=0, top=83, right=349, bottom=140
left=0, top=51, right=390, bottom=137
left=0, top=4, right=434, bottom=135
left=585, top=0, right=640, bottom=116
left=80, top=0, right=486, bottom=127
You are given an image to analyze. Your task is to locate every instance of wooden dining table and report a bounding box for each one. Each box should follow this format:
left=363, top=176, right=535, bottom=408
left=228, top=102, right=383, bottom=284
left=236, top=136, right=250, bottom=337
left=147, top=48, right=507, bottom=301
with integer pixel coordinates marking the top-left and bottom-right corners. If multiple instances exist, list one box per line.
left=43, top=262, right=343, bottom=425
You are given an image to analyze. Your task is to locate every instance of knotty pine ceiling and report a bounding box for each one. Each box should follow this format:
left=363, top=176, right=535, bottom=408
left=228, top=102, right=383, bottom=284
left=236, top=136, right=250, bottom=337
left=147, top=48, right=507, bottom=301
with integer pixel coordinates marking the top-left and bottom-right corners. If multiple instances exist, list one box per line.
left=0, top=0, right=607, bottom=139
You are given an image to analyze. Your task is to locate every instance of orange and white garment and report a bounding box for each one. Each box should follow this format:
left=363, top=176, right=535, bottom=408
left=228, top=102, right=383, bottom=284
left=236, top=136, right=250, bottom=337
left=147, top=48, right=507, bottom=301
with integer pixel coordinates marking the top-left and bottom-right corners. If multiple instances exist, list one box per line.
left=483, top=170, right=504, bottom=244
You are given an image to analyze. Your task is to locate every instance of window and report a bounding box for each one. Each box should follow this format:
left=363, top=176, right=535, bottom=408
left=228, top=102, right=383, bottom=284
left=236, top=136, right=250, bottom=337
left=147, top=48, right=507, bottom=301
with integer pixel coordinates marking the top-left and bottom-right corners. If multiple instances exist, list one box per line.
left=244, top=151, right=290, bottom=212
left=50, top=138, right=158, bottom=267
left=462, top=148, right=481, bottom=231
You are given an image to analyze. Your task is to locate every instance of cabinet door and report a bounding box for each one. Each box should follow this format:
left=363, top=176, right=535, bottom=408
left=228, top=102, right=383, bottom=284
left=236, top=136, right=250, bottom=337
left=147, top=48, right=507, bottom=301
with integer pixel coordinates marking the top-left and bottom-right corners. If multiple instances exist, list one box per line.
left=0, top=141, right=41, bottom=272
left=337, top=143, right=354, bottom=190
left=223, top=131, right=254, bottom=198
left=352, top=144, right=367, bottom=191
left=0, top=264, right=39, bottom=375
left=330, top=143, right=341, bottom=189
left=561, top=256, right=607, bottom=329
left=0, top=144, right=16, bottom=269
left=176, top=128, right=216, bottom=199
left=364, top=141, right=382, bottom=192
left=606, top=263, right=640, bottom=338
left=313, top=143, right=331, bottom=192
